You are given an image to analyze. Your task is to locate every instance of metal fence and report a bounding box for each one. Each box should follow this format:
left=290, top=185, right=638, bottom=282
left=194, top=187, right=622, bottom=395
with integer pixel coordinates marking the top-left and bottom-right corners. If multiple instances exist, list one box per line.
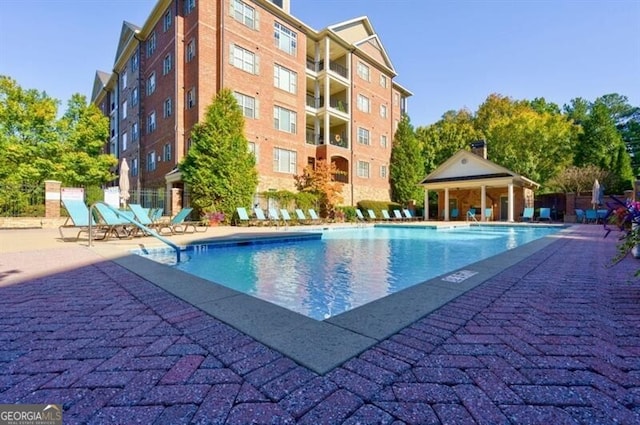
left=0, top=183, right=45, bottom=217
left=129, top=188, right=167, bottom=213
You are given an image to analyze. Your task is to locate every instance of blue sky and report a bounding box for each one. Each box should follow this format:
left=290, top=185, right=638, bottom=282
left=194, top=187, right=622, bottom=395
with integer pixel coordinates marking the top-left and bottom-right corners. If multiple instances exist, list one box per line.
left=1, top=0, right=638, bottom=127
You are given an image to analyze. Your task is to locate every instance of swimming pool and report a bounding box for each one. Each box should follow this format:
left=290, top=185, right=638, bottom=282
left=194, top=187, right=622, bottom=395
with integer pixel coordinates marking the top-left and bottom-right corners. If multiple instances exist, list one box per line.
left=138, top=225, right=562, bottom=320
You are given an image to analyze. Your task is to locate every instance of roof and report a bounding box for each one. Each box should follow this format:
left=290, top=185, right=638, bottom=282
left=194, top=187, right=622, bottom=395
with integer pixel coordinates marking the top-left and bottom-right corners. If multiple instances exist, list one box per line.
left=420, top=150, right=539, bottom=190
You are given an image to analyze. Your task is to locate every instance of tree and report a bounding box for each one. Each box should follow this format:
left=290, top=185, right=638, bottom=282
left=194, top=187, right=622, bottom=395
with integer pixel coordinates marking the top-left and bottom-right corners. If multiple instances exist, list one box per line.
left=57, top=94, right=115, bottom=186
left=390, top=114, right=424, bottom=205
left=294, top=159, right=343, bottom=218
left=547, top=165, right=609, bottom=195
left=179, top=88, right=258, bottom=222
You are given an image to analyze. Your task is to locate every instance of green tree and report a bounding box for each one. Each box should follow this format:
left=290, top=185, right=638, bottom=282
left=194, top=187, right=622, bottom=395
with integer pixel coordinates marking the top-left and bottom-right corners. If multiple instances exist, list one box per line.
left=0, top=75, right=60, bottom=184
left=179, top=88, right=258, bottom=222
left=390, top=114, right=424, bottom=205
left=57, top=94, right=115, bottom=186
left=417, top=109, right=479, bottom=174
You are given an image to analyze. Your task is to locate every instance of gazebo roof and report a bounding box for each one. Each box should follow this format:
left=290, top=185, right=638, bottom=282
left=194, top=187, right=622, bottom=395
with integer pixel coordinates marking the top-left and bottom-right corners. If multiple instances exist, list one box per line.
left=420, top=150, right=539, bottom=190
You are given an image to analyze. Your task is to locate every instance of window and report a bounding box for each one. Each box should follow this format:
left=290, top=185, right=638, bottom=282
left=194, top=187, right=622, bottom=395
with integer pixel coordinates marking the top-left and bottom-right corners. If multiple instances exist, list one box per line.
left=164, top=97, right=172, bottom=117
left=273, top=106, right=296, bottom=133
left=131, top=88, right=138, bottom=106
left=186, top=39, right=195, bottom=62
left=248, top=141, right=258, bottom=160
left=132, top=122, right=139, bottom=142
left=357, top=161, right=370, bottom=178
left=122, top=132, right=128, bottom=151
left=357, top=62, right=370, bottom=81
left=380, top=74, right=388, bottom=88
left=380, top=134, right=387, bottom=148
left=273, top=64, right=297, bottom=93
left=163, top=54, right=172, bottom=75
left=147, top=72, right=156, bottom=95
left=147, top=111, right=156, bottom=133
left=231, top=44, right=258, bottom=74
left=394, top=92, right=399, bottom=106
left=131, top=158, right=138, bottom=176
left=163, top=143, right=172, bottom=161
left=380, top=165, right=388, bottom=178
left=357, top=94, right=370, bottom=113
left=234, top=92, right=257, bottom=118
left=274, top=22, right=296, bottom=55
left=130, top=54, right=138, bottom=71
left=184, top=0, right=195, bottom=15
left=380, top=104, right=387, bottom=118
left=187, top=89, right=196, bottom=109
left=147, top=151, right=156, bottom=171
left=121, top=72, right=127, bottom=89
left=163, top=10, right=172, bottom=32
left=232, top=0, right=257, bottom=29
left=357, top=127, right=370, bottom=145
left=273, top=147, right=296, bottom=173
left=121, top=100, right=127, bottom=119
left=147, top=32, right=156, bottom=57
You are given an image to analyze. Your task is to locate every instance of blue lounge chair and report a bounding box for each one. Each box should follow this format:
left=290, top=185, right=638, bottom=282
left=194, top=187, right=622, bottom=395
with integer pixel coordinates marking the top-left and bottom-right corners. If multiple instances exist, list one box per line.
left=381, top=210, right=392, bottom=221
left=403, top=209, right=419, bottom=221
left=575, top=209, right=585, bottom=223
left=254, top=207, right=269, bottom=225
left=159, top=207, right=206, bottom=234
left=367, top=209, right=377, bottom=221
left=94, top=203, right=133, bottom=239
left=280, top=209, right=292, bottom=226
left=235, top=207, right=256, bottom=226
left=450, top=208, right=459, bottom=220
left=355, top=209, right=366, bottom=222
left=585, top=209, right=598, bottom=224
left=484, top=208, right=493, bottom=221
left=538, top=208, right=551, bottom=222
left=295, top=208, right=311, bottom=224
left=59, top=199, right=107, bottom=241
left=521, top=207, right=534, bottom=222
left=268, top=207, right=282, bottom=226
left=128, top=203, right=159, bottom=236
left=393, top=209, right=404, bottom=220
left=308, top=209, right=321, bottom=223
left=466, top=208, right=476, bottom=221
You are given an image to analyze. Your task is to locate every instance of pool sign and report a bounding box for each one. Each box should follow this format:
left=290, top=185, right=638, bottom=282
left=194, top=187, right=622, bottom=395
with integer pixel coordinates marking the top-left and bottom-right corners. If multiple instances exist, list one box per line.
left=442, top=270, right=478, bottom=283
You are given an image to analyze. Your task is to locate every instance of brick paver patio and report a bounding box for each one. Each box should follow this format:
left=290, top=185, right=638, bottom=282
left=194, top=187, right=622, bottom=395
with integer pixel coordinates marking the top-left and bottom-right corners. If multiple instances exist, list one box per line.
left=0, top=225, right=638, bottom=424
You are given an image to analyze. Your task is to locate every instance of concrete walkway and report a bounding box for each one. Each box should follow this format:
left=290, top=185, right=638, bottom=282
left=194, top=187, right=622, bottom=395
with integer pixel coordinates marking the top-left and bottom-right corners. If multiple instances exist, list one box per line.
left=0, top=224, right=638, bottom=424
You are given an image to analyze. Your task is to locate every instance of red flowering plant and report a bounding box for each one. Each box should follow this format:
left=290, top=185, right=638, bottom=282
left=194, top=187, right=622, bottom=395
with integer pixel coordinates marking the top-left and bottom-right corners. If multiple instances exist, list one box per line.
left=604, top=196, right=640, bottom=276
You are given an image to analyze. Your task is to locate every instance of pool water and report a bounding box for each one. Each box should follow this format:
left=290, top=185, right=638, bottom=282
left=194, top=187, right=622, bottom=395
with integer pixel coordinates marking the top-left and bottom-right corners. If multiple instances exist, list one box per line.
left=139, top=225, right=561, bottom=320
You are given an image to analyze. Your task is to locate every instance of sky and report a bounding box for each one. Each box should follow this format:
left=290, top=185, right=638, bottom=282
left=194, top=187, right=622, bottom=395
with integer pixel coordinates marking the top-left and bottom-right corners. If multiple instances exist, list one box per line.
left=1, top=0, right=638, bottom=127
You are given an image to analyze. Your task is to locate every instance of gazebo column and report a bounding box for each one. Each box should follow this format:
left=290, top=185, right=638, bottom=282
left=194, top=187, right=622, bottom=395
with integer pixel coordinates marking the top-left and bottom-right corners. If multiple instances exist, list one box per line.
left=424, top=188, right=429, bottom=220
left=508, top=183, right=514, bottom=222
left=444, top=187, right=450, bottom=221
left=480, top=185, right=487, bottom=221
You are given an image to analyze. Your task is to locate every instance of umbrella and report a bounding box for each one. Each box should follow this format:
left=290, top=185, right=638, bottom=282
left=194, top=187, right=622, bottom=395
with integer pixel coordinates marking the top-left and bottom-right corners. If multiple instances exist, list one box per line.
left=119, top=158, right=130, bottom=208
left=592, top=179, right=600, bottom=209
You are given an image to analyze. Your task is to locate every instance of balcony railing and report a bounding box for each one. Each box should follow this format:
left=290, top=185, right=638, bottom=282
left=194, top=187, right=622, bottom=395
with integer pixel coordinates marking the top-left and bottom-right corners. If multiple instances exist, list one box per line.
left=329, top=62, right=347, bottom=78
left=306, top=94, right=324, bottom=109
left=329, top=99, right=348, bottom=113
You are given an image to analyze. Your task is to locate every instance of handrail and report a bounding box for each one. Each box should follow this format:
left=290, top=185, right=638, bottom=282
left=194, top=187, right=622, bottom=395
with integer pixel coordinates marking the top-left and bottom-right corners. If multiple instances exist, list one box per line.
left=88, top=201, right=182, bottom=263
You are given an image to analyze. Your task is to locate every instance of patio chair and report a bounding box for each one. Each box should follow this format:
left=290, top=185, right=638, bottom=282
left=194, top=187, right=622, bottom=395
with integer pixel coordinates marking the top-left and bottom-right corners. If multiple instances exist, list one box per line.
left=158, top=207, right=206, bottom=234
left=451, top=208, right=459, bottom=220
left=393, top=209, right=404, bottom=220
left=280, top=209, right=293, bottom=226
left=585, top=209, right=598, bottom=224
left=254, top=207, right=269, bottom=225
left=403, top=208, right=420, bottom=221
left=367, top=209, right=378, bottom=221
left=355, top=209, right=366, bottom=222
left=59, top=199, right=107, bottom=241
left=235, top=207, right=257, bottom=226
left=484, top=208, right=493, bottom=221
left=521, top=207, right=534, bottom=222
left=128, top=203, right=160, bottom=236
left=268, top=207, right=282, bottom=226
left=466, top=208, right=476, bottom=221
left=538, top=208, right=551, bottom=222
left=94, top=203, right=134, bottom=240
left=381, top=210, right=392, bottom=221
left=575, top=209, right=585, bottom=223
left=308, top=209, right=321, bottom=223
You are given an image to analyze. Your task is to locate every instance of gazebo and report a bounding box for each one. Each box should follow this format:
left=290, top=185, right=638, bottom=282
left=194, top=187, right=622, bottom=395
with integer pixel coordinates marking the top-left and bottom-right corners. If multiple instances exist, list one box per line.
left=420, top=142, right=539, bottom=222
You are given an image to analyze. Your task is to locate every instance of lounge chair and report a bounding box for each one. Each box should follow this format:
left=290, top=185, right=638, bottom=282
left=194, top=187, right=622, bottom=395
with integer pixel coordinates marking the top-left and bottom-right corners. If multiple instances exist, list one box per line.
left=367, top=209, right=378, bottom=221
left=268, top=207, right=282, bottom=226
left=484, top=208, right=493, bottom=221
left=585, top=209, right=598, bottom=224
left=521, top=207, right=534, bottom=222
left=355, top=209, right=366, bottom=222
left=235, top=207, right=257, bottom=226
left=295, top=208, right=311, bottom=224
left=403, top=209, right=419, bottom=221
left=393, top=209, right=404, bottom=220
left=575, top=209, right=585, bottom=223
left=308, top=209, right=321, bottom=223
left=59, top=199, right=107, bottom=241
left=381, top=210, right=392, bottom=221
left=450, top=208, right=459, bottom=220
left=280, top=209, right=292, bottom=226
left=158, top=207, right=206, bottom=234
left=254, top=207, right=269, bottom=225
left=128, top=203, right=159, bottom=236
left=94, top=203, right=133, bottom=239
left=538, top=208, right=551, bottom=222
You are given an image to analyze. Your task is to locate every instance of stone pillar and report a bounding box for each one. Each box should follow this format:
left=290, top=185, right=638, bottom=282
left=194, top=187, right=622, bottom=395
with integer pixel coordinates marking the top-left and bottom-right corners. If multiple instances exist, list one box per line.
left=480, top=185, right=487, bottom=221
left=565, top=193, right=576, bottom=215
left=507, top=183, right=514, bottom=222
left=44, top=180, right=61, bottom=218
left=444, top=188, right=450, bottom=221
left=424, top=189, right=429, bottom=220
left=170, top=188, right=182, bottom=217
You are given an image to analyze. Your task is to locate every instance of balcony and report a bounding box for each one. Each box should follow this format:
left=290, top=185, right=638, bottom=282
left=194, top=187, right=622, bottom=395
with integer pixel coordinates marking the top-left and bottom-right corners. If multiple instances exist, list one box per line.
left=306, top=94, right=323, bottom=109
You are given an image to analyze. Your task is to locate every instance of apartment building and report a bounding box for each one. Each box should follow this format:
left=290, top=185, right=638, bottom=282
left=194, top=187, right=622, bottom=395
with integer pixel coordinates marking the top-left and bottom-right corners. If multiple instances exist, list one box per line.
left=92, top=0, right=411, bottom=211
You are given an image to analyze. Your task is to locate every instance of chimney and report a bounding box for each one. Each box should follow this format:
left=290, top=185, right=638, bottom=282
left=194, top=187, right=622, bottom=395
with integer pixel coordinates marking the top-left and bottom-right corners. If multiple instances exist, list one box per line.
left=470, top=140, right=487, bottom=159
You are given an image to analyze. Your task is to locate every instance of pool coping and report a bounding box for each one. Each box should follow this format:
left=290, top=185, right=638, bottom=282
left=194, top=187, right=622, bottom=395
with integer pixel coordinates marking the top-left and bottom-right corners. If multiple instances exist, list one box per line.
left=98, top=224, right=572, bottom=374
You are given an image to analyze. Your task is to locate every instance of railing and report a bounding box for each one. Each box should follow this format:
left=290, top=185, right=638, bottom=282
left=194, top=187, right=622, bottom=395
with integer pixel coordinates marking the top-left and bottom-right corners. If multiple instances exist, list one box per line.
left=89, top=201, right=182, bottom=263
left=329, top=62, right=348, bottom=78
left=0, top=182, right=45, bottom=217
